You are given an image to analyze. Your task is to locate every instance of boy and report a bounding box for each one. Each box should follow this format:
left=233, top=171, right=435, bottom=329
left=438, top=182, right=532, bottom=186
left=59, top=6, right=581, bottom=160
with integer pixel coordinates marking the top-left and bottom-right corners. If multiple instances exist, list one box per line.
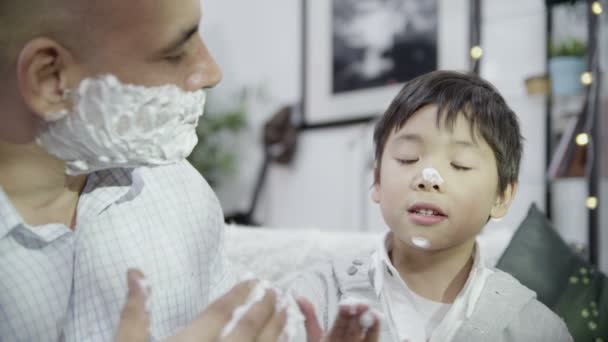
left=288, top=71, right=573, bottom=341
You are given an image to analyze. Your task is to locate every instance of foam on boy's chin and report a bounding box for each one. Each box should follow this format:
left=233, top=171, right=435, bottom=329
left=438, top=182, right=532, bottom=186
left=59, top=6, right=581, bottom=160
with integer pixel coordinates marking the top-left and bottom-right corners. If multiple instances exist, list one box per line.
left=411, top=237, right=431, bottom=249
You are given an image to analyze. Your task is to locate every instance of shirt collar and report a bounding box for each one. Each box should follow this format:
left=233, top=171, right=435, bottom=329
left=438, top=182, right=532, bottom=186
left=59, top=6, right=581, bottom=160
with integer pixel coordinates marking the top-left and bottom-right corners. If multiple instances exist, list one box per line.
left=76, top=167, right=139, bottom=220
left=370, top=231, right=393, bottom=297
left=0, top=186, right=22, bottom=240
left=0, top=167, right=139, bottom=241
left=370, top=231, right=486, bottom=304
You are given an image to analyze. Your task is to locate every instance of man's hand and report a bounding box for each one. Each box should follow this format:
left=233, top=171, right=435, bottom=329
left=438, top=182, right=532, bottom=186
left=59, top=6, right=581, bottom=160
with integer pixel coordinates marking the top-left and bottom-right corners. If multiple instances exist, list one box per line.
left=115, top=269, right=151, bottom=342
left=115, top=269, right=287, bottom=342
left=296, top=297, right=380, bottom=342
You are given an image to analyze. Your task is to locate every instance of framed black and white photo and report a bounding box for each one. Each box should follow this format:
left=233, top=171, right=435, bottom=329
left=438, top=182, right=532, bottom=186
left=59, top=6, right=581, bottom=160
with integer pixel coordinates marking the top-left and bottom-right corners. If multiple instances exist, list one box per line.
left=302, top=0, right=469, bottom=124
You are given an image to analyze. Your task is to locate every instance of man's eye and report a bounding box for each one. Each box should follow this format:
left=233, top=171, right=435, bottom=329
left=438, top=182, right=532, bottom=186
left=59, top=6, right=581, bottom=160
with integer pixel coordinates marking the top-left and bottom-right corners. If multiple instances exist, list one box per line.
left=165, top=52, right=186, bottom=64
left=451, top=163, right=472, bottom=171
left=396, top=158, right=419, bottom=165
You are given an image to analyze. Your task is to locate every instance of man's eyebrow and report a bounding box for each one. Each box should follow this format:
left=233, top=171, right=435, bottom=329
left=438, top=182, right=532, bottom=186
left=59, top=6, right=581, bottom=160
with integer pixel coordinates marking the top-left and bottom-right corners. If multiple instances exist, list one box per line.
left=159, top=24, right=199, bottom=54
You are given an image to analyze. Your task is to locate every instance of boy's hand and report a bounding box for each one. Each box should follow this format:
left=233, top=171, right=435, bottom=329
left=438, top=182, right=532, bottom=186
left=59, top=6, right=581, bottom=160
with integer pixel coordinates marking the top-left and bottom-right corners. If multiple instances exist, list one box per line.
left=115, top=269, right=287, bottom=342
left=297, top=297, right=380, bottom=342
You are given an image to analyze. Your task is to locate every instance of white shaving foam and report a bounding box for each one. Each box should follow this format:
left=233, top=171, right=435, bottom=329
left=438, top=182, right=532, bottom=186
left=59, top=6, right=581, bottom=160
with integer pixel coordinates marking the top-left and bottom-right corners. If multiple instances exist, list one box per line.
left=220, top=279, right=304, bottom=341
left=338, top=297, right=380, bottom=337
left=422, top=167, right=444, bottom=185
left=412, top=237, right=431, bottom=249
left=221, top=280, right=270, bottom=338
left=37, top=74, right=206, bottom=175
left=136, top=278, right=152, bottom=313
left=339, top=296, right=367, bottom=315
left=359, top=310, right=375, bottom=330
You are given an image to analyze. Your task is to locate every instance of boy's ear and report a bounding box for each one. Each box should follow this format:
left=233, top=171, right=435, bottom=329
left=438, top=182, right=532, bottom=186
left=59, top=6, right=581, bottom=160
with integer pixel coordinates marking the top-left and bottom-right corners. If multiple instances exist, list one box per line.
left=490, top=182, right=517, bottom=219
left=16, top=37, right=75, bottom=121
left=371, top=162, right=381, bottom=203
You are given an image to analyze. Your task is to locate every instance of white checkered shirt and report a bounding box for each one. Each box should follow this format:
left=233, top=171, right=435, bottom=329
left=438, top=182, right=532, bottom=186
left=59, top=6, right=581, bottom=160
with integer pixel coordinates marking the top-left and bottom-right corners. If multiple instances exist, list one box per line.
left=0, top=161, right=236, bottom=341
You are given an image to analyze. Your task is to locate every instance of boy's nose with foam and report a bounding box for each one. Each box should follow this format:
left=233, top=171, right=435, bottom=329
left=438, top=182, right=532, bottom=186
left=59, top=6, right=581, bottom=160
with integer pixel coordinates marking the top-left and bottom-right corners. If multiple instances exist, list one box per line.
left=417, top=167, right=444, bottom=191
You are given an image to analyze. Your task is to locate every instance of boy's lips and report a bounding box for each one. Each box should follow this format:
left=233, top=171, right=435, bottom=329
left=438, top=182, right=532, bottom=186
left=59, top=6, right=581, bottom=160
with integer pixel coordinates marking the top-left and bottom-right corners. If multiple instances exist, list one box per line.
left=407, top=202, right=447, bottom=226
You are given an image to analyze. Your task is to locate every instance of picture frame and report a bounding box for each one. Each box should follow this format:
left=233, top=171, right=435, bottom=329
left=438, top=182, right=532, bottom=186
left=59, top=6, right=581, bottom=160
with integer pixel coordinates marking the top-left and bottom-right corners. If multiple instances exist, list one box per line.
left=302, top=0, right=469, bottom=125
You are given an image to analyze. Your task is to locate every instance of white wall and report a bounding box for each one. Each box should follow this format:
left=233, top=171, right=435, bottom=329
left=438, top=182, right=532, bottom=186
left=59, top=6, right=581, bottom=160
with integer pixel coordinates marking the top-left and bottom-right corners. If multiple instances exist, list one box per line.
left=202, top=0, right=548, bottom=235
left=201, top=0, right=302, bottom=215
left=480, top=0, right=547, bottom=233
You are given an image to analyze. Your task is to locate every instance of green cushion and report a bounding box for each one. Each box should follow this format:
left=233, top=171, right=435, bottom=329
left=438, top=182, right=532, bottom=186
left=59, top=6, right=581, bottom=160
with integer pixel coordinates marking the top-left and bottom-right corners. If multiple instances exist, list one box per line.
left=496, top=204, right=607, bottom=340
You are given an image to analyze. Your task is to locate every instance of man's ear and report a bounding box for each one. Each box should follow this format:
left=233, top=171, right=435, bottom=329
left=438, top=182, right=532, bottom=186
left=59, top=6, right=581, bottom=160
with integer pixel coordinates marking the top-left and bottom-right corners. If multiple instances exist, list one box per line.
left=490, top=182, right=517, bottom=219
left=371, top=162, right=381, bottom=204
left=16, top=37, right=75, bottom=121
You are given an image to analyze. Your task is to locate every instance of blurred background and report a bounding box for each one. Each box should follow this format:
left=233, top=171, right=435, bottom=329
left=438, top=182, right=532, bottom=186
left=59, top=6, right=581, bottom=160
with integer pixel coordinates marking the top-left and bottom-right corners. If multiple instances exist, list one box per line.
left=190, top=0, right=607, bottom=274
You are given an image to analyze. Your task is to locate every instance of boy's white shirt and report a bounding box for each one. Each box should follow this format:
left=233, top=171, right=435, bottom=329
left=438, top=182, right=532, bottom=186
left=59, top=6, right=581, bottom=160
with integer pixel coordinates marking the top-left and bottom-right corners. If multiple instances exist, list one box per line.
left=370, top=232, right=494, bottom=342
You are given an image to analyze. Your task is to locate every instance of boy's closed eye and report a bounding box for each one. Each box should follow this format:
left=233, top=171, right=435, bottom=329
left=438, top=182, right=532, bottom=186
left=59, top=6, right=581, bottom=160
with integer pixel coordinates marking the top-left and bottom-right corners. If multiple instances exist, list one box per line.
left=395, top=157, right=419, bottom=165
left=451, top=162, right=473, bottom=171
left=394, top=157, right=474, bottom=171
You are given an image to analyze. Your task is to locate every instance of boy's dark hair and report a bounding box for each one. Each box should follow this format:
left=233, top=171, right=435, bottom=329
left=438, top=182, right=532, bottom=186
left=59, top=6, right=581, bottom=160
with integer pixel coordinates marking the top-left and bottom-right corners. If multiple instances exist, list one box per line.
left=373, top=70, right=523, bottom=193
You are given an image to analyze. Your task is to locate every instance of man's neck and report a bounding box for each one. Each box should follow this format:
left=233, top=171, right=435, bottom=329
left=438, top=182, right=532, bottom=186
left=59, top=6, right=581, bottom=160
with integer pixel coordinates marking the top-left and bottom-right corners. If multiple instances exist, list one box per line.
left=389, top=236, right=476, bottom=304
left=0, top=140, right=87, bottom=228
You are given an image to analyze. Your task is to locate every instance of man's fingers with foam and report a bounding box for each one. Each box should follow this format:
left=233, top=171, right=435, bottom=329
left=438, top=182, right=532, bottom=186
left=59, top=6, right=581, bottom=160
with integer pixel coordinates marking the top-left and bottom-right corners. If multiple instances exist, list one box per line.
left=255, top=307, right=288, bottom=342
left=324, top=304, right=365, bottom=341
left=343, top=305, right=369, bottom=341
left=361, top=314, right=380, bottom=342
left=166, top=279, right=257, bottom=342
left=296, top=297, right=323, bottom=342
left=326, top=305, right=353, bottom=340
left=222, top=287, right=279, bottom=342
left=324, top=303, right=381, bottom=342
left=115, top=269, right=150, bottom=342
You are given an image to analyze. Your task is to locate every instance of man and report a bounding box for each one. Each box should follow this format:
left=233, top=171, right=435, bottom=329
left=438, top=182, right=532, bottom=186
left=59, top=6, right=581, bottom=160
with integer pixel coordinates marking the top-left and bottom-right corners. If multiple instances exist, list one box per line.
left=0, top=0, right=240, bottom=339
left=0, top=1, right=378, bottom=341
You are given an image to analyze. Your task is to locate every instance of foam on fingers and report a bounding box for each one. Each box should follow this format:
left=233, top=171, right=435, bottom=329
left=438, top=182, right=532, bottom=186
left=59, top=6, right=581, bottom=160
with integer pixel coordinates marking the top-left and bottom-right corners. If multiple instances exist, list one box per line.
left=219, top=278, right=304, bottom=341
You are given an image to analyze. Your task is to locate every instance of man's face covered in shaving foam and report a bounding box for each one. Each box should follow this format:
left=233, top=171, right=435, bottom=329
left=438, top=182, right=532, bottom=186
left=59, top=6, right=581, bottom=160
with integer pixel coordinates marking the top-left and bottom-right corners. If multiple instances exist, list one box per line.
left=34, top=0, right=223, bottom=174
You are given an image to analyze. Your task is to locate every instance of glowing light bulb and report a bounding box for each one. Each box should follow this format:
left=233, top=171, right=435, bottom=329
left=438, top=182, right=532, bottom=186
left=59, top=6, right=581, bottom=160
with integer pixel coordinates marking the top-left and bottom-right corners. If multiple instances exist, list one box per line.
left=576, top=133, right=589, bottom=146
left=586, top=197, right=598, bottom=210
left=592, top=1, right=603, bottom=15
left=470, top=46, right=483, bottom=60
left=581, top=72, right=593, bottom=85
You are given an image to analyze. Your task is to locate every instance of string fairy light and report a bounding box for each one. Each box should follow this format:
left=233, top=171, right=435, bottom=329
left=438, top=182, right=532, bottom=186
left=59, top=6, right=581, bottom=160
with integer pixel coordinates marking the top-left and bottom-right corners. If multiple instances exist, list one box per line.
left=470, top=46, right=483, bottom=60
left=591, top=1, right=602, bottom=15
left=581, top=71, right=593, bottom=85
left=576, top=133, right=590, bottom=146
left=586, top=196, right=598, bottom=210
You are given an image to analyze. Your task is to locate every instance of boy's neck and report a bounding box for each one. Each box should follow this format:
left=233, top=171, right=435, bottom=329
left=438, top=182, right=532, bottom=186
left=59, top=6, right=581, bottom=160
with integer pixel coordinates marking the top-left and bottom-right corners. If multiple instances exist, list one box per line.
left=389, top=236, right=476, bottom=304
left=0, top=140, right=86, bottom=228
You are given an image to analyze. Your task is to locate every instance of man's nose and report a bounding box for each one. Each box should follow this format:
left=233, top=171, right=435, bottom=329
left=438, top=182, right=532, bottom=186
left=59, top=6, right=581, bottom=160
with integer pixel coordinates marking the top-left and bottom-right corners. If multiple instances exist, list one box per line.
left=202, top=54, right=222, bottom=88
left=188, top=40, right=223, bottom=89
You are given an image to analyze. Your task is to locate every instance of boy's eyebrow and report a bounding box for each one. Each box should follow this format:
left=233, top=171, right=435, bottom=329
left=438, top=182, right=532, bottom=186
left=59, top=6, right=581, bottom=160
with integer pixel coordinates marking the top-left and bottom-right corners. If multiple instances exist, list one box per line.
left=393, top=133, right=423, bottom=144
left=451, top=139, right=479, bottom=149
left=159, top=24, right=199, bottom=54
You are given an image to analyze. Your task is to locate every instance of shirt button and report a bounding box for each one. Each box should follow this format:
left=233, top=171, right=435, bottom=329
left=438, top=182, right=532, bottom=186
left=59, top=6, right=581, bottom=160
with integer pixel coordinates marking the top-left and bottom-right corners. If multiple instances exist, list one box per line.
left=353, top=259, right=364, bottom=266
left=347, top=265, right=358, bottom=275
